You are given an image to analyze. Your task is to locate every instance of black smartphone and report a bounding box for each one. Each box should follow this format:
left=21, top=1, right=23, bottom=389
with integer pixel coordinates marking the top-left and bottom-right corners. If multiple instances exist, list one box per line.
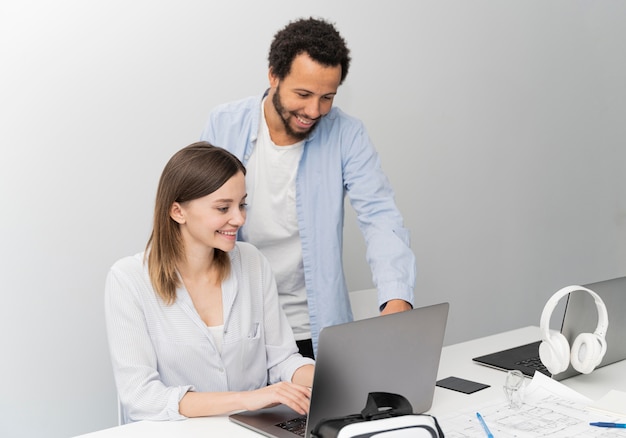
left=436, top=376, right=490, bottom=394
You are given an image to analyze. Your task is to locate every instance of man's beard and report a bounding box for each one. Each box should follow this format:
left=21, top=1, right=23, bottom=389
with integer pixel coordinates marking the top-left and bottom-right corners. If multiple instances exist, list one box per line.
left=272, top=85, right=319, bottom=142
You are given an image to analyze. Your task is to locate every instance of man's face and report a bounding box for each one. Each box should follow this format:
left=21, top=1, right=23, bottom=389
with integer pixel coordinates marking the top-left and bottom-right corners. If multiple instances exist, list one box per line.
left=268, top=53, right=342, bottom=142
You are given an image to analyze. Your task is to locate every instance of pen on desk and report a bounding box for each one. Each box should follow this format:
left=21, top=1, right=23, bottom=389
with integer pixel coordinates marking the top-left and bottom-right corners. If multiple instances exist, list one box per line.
left=590, top=422, right=626, bottom=428
left=476, top=412, right=494, bottom=438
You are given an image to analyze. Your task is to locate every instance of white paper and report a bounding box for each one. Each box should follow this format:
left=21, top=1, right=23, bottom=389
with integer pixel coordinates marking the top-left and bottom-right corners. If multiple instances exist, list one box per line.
left=586, top=390, right=626, bottom=419
left=439, top=372, right=626, bottom=437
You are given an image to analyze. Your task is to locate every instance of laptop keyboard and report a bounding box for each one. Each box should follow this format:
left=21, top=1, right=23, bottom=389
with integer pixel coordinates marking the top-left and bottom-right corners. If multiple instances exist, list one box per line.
left=515, top=356, right=550, bottom=375
left=276, top=415, right=307, bottom=437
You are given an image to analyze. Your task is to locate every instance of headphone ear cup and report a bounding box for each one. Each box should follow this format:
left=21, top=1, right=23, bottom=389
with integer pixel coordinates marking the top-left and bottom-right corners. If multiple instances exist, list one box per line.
left=539, top=333, right=570, bottom=375
left=570, top=333, right=605, bottom=374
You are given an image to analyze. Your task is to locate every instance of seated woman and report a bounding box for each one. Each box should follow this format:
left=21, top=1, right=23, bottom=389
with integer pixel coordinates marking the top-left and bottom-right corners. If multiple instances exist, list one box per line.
left=105, top=142, right=314, bottom=423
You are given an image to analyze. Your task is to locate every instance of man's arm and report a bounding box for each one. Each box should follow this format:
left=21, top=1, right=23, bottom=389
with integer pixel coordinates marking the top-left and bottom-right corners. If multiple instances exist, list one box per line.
left=340, top=118, right=416, bottom=309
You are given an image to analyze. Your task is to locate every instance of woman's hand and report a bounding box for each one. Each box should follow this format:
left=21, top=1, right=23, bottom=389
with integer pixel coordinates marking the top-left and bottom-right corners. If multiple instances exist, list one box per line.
left=245, top=381, right=312, bottom=415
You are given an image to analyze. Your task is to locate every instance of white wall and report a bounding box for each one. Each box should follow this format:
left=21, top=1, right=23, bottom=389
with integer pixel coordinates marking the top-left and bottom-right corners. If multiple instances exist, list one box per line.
left=1, top=1, right=625, bottom=437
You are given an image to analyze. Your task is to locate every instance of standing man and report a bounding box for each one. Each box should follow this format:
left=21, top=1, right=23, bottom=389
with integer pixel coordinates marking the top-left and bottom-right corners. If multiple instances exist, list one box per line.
left=200, top=17, right=416, bottom=357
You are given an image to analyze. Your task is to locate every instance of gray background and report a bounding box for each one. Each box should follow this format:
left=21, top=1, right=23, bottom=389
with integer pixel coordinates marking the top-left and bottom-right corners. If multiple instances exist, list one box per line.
left=1, top=1, right=625, bottom=437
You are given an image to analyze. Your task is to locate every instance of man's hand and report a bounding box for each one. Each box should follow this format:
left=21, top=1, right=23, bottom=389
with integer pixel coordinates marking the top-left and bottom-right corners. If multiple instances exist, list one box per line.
left=380, top=299, right=412, bottom=316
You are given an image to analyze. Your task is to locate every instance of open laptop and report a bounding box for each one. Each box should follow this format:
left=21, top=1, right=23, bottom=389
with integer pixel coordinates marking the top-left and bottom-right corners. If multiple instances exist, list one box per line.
left=472, top=276, right=626, bottom=380
left=230, top=302, right=449, bottom=438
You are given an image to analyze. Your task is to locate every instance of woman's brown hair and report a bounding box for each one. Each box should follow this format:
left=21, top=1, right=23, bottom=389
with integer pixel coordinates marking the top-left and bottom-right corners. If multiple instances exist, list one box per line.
left=145, top=142, right=246, bottom=304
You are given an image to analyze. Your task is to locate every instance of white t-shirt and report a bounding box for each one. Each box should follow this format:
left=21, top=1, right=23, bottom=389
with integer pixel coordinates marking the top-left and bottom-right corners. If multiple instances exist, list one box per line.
left=240, top=99, right=310, bottom=340
left=207, top=324, right=224, bottom=355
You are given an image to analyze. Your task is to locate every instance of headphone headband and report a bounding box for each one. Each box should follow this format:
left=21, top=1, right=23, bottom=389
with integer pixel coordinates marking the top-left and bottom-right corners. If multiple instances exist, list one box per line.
left=540, top=285, right=608, bottom=341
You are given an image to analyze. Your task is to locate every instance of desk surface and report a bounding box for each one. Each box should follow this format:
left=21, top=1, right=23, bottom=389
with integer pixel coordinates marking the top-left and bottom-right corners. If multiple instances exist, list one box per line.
left=75, top=326, right=626, bottom=437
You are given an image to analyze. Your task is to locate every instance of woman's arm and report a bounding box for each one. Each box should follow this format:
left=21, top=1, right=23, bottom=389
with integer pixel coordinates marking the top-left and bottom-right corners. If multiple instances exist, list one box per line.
left=105, top=258, right=192, bottom=422
left=291, top=364, right=315, bottom=388
left=179, top=381, right=312, bottom=416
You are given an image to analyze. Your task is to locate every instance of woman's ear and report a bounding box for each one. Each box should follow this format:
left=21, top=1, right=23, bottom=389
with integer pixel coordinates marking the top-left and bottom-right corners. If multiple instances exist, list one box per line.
left=170, top=202, right=185, bottom=224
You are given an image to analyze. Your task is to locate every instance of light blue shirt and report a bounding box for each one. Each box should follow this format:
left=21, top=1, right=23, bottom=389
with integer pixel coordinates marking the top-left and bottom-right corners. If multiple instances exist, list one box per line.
left=105, top=242, right=314, bottom=423
left=201, top=93, right=416, bottom=350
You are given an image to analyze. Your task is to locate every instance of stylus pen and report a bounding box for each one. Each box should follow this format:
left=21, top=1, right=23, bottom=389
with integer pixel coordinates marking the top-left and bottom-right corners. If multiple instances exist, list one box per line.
left=476, top=412, right=494, bottom=438
left=590, top=422, right=626, bottom=428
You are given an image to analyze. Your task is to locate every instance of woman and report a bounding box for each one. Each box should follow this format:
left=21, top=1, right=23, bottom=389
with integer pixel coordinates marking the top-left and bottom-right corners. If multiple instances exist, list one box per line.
left=105, top=142, right=314, bottom=423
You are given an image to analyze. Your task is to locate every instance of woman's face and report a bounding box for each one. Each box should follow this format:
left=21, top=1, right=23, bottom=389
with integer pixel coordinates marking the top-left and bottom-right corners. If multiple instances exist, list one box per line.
left=172, top=171, right=247, bottom=256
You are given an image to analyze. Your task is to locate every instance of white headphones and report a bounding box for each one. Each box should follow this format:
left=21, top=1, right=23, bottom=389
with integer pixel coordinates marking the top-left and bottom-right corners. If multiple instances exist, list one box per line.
left=539, top=285, right=608, bottom=375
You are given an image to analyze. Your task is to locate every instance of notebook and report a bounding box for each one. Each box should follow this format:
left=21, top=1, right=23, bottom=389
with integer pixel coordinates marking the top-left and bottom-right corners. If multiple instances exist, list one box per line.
left=229, top=302, right=450, bottom=438
left=472, top=276, right=626, bottom=380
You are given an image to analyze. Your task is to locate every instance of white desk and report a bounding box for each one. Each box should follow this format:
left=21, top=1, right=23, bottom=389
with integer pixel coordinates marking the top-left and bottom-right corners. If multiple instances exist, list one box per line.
left=75, top=326, right=626, bottom=437
left=432, top=325, right=626, bottom=415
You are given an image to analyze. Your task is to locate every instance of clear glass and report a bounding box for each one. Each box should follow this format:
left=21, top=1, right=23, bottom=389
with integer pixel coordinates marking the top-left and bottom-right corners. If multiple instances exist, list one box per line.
left=503, top=369, right=525, bottom=409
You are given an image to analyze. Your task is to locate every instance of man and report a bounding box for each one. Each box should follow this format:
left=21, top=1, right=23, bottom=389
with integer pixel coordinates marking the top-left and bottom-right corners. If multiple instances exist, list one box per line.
left=200, top=17, right=416, bottom=357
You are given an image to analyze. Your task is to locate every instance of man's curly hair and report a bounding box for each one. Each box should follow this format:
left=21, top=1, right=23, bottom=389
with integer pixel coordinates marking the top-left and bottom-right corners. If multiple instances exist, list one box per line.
left=268, top=17, right=351, bottom=84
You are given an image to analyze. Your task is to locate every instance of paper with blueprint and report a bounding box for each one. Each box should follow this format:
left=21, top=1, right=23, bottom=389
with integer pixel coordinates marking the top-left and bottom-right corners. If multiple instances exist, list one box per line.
left=440, top=372, right=626, bottom=437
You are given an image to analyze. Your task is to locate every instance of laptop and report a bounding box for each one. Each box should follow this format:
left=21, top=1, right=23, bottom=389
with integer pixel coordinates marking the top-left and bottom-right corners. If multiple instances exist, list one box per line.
left=229, top=302, right=449, bottom=438
left=472, top=276, right=626, bottom=380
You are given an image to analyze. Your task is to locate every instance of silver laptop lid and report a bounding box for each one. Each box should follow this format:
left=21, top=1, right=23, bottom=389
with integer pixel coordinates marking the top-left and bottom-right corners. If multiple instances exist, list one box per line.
left=305, top=302, right=449, bottom=436
left=229, top=302, right=449, bottom=438
left=554, top=276, right=626, bottom=380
